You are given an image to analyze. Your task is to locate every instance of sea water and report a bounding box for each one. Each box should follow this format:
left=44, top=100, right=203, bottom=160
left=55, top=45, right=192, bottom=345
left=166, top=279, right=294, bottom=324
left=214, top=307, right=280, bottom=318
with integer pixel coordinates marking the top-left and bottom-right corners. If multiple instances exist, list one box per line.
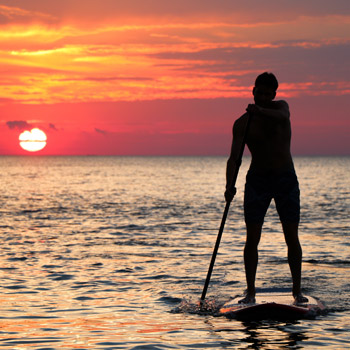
left=0, top=156, right=349, bottom=349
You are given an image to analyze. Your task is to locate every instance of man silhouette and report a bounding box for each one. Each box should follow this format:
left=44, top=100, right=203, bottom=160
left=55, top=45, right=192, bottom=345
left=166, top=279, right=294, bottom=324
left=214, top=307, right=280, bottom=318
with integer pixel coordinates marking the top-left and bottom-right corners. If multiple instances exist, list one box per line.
left=225, top=72, right=308, bottom=304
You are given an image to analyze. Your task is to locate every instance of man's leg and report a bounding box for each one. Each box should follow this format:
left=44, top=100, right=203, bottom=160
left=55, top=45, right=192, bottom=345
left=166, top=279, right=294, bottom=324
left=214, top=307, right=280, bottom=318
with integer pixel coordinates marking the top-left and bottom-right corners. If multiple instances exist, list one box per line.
left=240, top=223, right=263, bottom=303
left=282, top=222, right=308, bottom=303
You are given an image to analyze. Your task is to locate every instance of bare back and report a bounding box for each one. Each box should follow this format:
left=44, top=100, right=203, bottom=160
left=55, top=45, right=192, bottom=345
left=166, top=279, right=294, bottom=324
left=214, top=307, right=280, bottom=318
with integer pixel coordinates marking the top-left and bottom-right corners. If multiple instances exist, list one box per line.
left=239, top=101, right=294, bottom=174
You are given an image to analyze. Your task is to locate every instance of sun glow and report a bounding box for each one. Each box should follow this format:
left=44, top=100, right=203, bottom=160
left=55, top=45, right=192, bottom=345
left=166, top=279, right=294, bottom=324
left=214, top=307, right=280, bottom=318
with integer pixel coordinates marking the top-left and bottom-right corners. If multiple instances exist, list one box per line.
left=19, top=128, right=47, bottom=152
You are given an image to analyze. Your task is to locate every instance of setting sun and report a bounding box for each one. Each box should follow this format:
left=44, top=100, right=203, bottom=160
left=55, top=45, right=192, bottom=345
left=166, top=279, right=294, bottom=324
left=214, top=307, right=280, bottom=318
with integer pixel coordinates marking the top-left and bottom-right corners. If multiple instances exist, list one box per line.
left=19, top=128, right=47, bottom=152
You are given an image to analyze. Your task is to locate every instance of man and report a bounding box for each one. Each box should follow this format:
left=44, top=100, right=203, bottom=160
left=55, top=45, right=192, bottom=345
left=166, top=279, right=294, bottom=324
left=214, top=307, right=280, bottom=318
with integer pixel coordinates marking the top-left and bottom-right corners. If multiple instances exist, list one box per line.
left=225, top=72, right=308, bottom=304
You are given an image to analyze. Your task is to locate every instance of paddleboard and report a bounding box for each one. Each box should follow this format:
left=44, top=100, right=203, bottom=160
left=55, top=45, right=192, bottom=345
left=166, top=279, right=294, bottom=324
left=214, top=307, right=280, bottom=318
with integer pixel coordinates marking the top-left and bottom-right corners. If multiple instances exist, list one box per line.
left=219, top=291, right=324, bottom=320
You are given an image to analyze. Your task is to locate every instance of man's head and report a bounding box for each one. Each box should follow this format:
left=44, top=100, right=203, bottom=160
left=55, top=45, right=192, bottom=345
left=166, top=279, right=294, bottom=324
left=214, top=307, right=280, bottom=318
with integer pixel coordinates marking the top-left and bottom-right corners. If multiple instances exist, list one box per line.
left=253, top=72, right=278, bottom=107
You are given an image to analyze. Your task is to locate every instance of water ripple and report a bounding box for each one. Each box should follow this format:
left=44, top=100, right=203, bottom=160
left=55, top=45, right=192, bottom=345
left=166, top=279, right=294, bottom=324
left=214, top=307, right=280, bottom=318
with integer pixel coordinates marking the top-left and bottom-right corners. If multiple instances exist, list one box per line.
left=0, top=156, right=349, bottom=349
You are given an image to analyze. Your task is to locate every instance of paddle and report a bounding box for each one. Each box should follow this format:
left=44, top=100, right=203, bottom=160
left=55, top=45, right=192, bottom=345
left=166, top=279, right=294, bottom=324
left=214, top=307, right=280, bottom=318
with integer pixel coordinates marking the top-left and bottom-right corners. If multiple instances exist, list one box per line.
left=200, top=112, right=252, bottom=304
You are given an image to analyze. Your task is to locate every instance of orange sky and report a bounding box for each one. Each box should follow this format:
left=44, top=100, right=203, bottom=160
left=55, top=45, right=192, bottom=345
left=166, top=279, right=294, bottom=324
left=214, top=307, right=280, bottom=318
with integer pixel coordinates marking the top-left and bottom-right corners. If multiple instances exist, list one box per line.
left=0, top=1, right=349, bottom=155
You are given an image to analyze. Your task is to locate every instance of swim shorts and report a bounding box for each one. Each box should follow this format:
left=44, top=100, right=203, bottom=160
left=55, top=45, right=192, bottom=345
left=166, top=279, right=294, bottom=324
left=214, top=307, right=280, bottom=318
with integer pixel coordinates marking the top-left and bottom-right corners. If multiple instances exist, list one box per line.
left=244, top=169, right=300, bottom=224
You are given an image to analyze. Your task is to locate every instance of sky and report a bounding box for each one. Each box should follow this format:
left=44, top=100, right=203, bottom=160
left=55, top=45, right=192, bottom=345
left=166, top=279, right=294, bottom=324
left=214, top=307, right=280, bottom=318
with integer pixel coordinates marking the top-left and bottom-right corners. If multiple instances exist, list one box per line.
left=0, top=0, right=349, bottom=155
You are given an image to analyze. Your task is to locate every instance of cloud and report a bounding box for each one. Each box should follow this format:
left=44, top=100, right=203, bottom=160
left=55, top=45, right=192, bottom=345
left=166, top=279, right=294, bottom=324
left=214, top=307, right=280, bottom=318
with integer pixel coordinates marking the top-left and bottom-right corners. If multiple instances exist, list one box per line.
left=0, top=2, right=348, bottom=104
left=49, top=123, right=57, bottom=131
left=95, top=128, right=108, bottom=135
left=0, top=97, right=14, bottom=103
left=148, top=40, right=350, bottom=95
left=1, top=1, right=350, bottom=24
left=6, top=120, right=31, bottom=130
left=0, top=4, right=56, bottom=24
left=60, top=76, right=154, bottom=82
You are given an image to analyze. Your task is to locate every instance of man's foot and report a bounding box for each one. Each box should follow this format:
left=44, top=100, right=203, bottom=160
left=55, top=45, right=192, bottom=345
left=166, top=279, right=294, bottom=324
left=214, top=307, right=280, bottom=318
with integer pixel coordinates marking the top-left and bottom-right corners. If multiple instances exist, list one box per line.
left=238, top=293, right=256, bottom=304
left=293, top=293, right=308, bottom=304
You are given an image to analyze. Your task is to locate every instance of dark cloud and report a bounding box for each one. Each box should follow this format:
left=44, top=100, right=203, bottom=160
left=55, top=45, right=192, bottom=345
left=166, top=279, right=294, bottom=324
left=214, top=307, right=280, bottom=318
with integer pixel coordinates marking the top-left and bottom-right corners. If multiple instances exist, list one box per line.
left=49, top=123, right=58, bottom=131
left=0, top=4, right=56, bottom=25
left=150, top=41, right=350, bottom=84
left=1, top=0, right=349, bottom=25
left=95, top=128, right=108, bottom=135
left=6, top=121, right=60, bottom=133
left=6, top=120, right=31, bottom=130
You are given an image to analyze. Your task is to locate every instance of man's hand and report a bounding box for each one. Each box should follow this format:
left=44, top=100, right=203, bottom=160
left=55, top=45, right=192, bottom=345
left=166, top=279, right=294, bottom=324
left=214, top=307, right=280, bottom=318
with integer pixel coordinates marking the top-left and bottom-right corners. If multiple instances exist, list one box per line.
left=246, top=104, right=261, bottom=115
left=224, top=187, right=237, bottom=203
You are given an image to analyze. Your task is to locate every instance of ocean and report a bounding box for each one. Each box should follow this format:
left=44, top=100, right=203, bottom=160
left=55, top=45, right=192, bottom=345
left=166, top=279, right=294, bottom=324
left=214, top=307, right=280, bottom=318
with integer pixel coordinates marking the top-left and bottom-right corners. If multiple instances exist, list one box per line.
left=0, top=156, right=349, bottom=349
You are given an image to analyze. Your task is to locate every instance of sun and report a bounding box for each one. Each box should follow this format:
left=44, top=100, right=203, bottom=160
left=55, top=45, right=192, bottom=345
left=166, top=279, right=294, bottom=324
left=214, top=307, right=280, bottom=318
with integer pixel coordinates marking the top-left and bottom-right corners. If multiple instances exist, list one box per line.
left=19, top=128, right=47, bottom=152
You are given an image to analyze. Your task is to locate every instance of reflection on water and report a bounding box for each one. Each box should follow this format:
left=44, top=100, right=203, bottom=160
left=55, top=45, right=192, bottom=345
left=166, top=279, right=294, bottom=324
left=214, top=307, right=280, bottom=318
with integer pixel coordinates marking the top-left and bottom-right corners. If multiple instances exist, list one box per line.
left=0, top=156, right=349, bottom=349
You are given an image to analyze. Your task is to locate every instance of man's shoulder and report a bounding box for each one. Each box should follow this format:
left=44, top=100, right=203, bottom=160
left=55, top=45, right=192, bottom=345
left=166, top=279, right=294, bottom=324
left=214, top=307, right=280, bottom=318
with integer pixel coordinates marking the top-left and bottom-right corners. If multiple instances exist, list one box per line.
left=273, top=100, right=289, bottom=109
left=232, top=113, right=249, bottom=136
left=234, top=112, right=249, bottom=126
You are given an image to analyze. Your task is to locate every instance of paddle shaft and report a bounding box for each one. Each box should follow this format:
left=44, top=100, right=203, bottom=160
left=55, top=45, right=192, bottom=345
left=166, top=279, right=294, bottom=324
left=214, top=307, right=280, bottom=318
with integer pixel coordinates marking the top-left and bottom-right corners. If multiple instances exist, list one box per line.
left=200, top=112, right=252, bottom=303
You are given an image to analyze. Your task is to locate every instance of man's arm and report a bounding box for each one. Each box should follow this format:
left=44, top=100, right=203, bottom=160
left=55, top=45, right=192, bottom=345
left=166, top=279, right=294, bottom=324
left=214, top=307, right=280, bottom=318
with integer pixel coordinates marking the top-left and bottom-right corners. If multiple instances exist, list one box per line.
left=225, top=115, right=246, bottom=202
left=246, top=100, right=290, bottom=120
